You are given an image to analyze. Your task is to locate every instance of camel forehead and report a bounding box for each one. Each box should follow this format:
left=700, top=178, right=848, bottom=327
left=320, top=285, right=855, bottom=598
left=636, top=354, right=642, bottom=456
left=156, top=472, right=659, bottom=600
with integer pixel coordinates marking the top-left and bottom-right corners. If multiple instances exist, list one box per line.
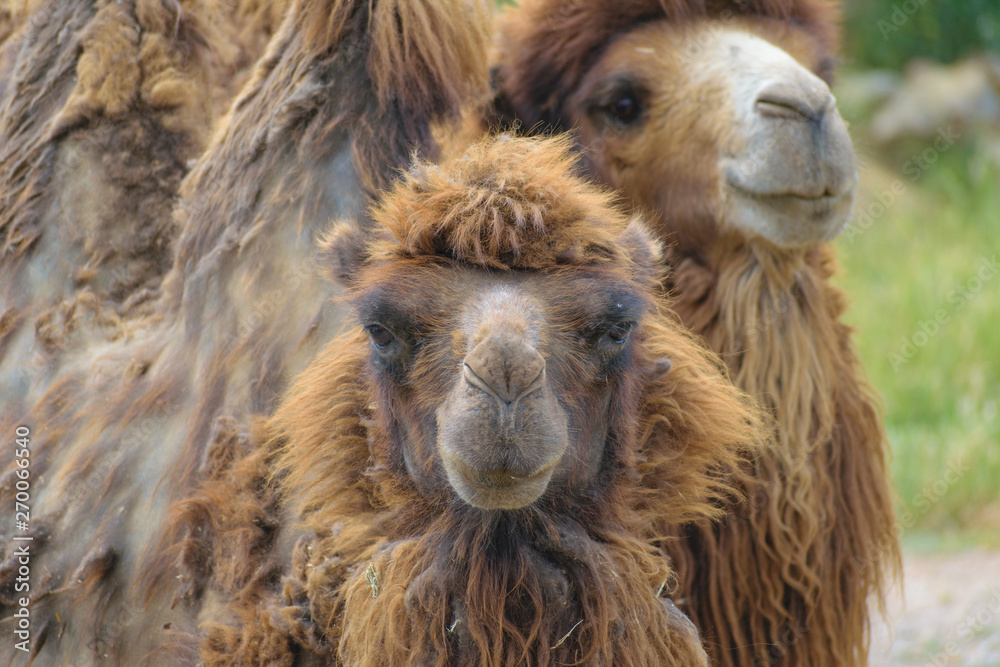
left=461, top=286, right=541, bottom=344
left=353, top=263, right=647, bottom=331
left=589, top=17, right=825, bottom=87
left=366, top=135, right=636, bottom=270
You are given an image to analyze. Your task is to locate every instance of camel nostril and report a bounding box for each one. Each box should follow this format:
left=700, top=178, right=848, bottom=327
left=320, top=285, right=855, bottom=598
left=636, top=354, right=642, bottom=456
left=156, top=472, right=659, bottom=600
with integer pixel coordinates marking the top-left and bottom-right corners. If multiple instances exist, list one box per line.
left=464, top=335, right=546, bottom=404
left=755, top=81, right=833, bottom=123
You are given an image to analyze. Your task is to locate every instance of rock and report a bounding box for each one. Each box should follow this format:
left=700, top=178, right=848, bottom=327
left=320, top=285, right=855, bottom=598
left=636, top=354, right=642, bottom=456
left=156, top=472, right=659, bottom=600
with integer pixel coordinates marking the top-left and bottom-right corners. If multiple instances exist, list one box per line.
left=834, top=69, right=902, bottom=123
left=869, top=55, right=1000, bottom=146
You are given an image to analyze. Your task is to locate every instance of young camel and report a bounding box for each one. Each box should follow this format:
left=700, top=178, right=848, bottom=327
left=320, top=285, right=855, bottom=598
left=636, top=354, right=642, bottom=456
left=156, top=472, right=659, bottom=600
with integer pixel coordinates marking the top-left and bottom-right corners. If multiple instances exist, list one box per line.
left=192, top=134, right=765, bottom=666
left=489, top=1, right=900, bottom=665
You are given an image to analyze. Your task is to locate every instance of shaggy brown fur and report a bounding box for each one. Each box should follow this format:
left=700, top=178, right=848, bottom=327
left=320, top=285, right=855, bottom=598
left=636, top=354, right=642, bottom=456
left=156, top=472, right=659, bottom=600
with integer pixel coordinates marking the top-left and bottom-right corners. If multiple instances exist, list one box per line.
left=489, top=1, right=900, bottom=666
left=666, top=237, right=897, bottom=667
left=0, top=0, right=31, bottom=51
left=186, top=134, right=765, bottom=666
left=0, top=0, right=489, bottom=663
left=0, top=0, right=40, bottom=49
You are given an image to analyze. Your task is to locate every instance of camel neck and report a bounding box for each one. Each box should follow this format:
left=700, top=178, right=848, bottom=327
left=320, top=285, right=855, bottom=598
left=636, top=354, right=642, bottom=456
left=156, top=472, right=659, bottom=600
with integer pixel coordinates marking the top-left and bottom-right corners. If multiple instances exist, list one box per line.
left=668, top=238, right=843, bottom=460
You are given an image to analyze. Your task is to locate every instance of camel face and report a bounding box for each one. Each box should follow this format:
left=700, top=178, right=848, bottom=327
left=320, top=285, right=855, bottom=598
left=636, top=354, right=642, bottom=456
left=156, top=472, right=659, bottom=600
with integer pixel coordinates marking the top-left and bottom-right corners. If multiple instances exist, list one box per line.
left=349, top=261, right=646, bottom=510
left=566, top=18, right=857, bottom=247
left=437, top=285, right=569, bottom=510
left=320, top=135, right=664, bottom=513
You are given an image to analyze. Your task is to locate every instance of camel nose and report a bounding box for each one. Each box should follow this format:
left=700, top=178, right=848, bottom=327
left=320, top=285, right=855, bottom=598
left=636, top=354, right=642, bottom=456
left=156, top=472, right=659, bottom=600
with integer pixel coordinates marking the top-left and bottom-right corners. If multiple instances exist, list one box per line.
left=463, top=334, right=546, bottom=404
left=755, top=78, right=834, bottom=124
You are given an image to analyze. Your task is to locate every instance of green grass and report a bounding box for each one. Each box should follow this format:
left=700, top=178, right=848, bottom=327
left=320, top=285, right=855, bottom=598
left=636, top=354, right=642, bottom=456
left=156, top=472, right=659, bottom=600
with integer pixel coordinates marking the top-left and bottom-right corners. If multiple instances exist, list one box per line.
left=835, top=142, right=1000, bottom=535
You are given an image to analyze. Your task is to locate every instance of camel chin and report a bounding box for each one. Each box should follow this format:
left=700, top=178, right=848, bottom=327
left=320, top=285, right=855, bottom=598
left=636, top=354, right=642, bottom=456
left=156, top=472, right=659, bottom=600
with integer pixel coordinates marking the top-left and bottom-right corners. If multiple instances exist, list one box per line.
left=716, top=28, right=858, bottom=246
left=442, top=455, right=559, bottom=510
left=721, top=178, right=856, bottom=246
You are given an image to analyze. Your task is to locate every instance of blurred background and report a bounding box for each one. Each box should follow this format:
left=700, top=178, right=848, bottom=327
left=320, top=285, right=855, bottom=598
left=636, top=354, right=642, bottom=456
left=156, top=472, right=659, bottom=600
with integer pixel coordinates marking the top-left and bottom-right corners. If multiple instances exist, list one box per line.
left=838, top=0, right=999, bottom=539
left=836, top=1, right=1000, bottom=664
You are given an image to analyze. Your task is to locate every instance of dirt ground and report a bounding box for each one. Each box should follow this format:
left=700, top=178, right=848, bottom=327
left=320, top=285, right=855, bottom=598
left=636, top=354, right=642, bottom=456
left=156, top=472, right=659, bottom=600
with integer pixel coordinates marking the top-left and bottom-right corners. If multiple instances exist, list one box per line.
left=871, top=548, right=1000, bottom=666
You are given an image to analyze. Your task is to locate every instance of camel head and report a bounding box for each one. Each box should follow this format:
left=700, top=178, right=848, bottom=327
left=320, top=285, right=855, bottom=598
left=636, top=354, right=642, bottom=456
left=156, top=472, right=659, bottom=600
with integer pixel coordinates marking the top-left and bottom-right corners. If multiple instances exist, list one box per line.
left=496, top=1, right=856, bottom=249
left=326, top=135, right=666, bottom=511
left=272, top=133, right=761, bottom=666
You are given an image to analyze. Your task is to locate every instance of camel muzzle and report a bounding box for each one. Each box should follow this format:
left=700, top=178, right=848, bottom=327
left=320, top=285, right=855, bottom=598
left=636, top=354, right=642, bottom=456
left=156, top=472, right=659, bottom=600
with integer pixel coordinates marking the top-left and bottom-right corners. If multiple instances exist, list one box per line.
left=437, top=305, right=569, bottom=510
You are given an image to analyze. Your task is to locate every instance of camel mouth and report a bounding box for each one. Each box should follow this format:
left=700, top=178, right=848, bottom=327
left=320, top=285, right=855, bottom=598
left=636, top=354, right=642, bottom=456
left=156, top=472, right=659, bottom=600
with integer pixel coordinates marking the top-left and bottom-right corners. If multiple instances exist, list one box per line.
left=441, top=452, right=561, bottom=510
left=726, top=179, right=855, bottom=220
left=472, top=458, right=559, bottom=489
left=722, top=175, right=857, bottom=246
left=725, top=178, right=851, bottom=203
left=713, top=42, right=858, bottom=248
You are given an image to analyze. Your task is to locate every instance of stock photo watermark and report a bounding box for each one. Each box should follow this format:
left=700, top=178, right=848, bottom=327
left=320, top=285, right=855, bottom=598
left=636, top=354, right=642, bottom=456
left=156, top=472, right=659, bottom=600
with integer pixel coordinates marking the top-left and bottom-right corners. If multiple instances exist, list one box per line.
left=10, top=426, right=33, bottom=654
left=842, top=126, right=961, bottom=245
left=877, top=0, right=932, bottom=40
left=887, top=255, right=998, bottom=371
left=896, top=457, right=972, bottom=530
left=924, top=587, right=1000, bottom=667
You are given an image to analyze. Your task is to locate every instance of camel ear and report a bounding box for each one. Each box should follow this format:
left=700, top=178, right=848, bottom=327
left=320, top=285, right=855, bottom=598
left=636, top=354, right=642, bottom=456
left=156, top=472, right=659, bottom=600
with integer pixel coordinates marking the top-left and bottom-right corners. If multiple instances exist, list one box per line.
left=318, top=220, right=369, bottom=288
left=617, top=217, right=665, bottom=286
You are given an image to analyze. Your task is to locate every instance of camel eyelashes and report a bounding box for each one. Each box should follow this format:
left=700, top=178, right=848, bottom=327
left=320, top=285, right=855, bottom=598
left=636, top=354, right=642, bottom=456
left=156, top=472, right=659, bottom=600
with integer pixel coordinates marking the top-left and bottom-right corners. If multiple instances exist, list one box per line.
left=607, top=320, right=635, bottom=343
left=364, top=320, right=411, bottom=384
left=584, top=319, right=639, bottom=366
left=365, top=324, right=395, bottom=348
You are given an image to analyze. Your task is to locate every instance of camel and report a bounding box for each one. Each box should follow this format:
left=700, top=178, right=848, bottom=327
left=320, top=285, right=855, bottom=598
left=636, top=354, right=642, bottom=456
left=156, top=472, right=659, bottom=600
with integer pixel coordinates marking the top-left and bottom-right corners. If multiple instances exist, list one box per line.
left=486, top=1, right=900, bottom=665
left=1, top=0, right=895, bottom=663
left=188, top=133, right=765, bottom=666
left=0, top=0, right=286, bottom=419
left=0, top=0, right=489, bottom=662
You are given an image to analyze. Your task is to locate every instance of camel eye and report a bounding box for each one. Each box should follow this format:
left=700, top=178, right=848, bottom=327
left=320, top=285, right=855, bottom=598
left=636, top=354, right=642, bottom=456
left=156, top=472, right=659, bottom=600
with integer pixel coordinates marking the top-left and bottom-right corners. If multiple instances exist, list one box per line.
left=607, top=321, right=634, bottom=344
left=366, top=324, right=394, bottom=348
left=608, top=95, right=641, bottom=124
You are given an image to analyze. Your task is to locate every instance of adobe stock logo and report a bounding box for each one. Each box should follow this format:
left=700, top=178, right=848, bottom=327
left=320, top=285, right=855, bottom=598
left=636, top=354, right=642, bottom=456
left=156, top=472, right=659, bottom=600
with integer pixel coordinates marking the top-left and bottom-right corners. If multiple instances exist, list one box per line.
left=843, top=126, right=960, bottom=245
left=888, top=256, right=998, bottom=371
left=877, top=0, right=931, bottom=40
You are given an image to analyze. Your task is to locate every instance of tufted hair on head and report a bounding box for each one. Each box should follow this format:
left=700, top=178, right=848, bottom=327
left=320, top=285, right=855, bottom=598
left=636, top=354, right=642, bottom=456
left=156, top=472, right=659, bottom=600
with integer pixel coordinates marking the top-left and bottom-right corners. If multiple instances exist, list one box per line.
left=319, top=135, right=667, bottom=290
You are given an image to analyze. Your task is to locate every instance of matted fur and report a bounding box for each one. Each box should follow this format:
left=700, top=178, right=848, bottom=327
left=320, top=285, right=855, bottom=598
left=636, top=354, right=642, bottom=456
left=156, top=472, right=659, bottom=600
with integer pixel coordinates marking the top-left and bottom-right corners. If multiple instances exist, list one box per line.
left=0, top=0, right=38, bottom=50
left=0, top=0, right=224, bottom=281
left=0, top=0, right=279, bottom=417
left=489, top=2, right=899, bottom=666
left=0, top=0, right=490, bottom=663
left=186, top=135, right=765, bottom=666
